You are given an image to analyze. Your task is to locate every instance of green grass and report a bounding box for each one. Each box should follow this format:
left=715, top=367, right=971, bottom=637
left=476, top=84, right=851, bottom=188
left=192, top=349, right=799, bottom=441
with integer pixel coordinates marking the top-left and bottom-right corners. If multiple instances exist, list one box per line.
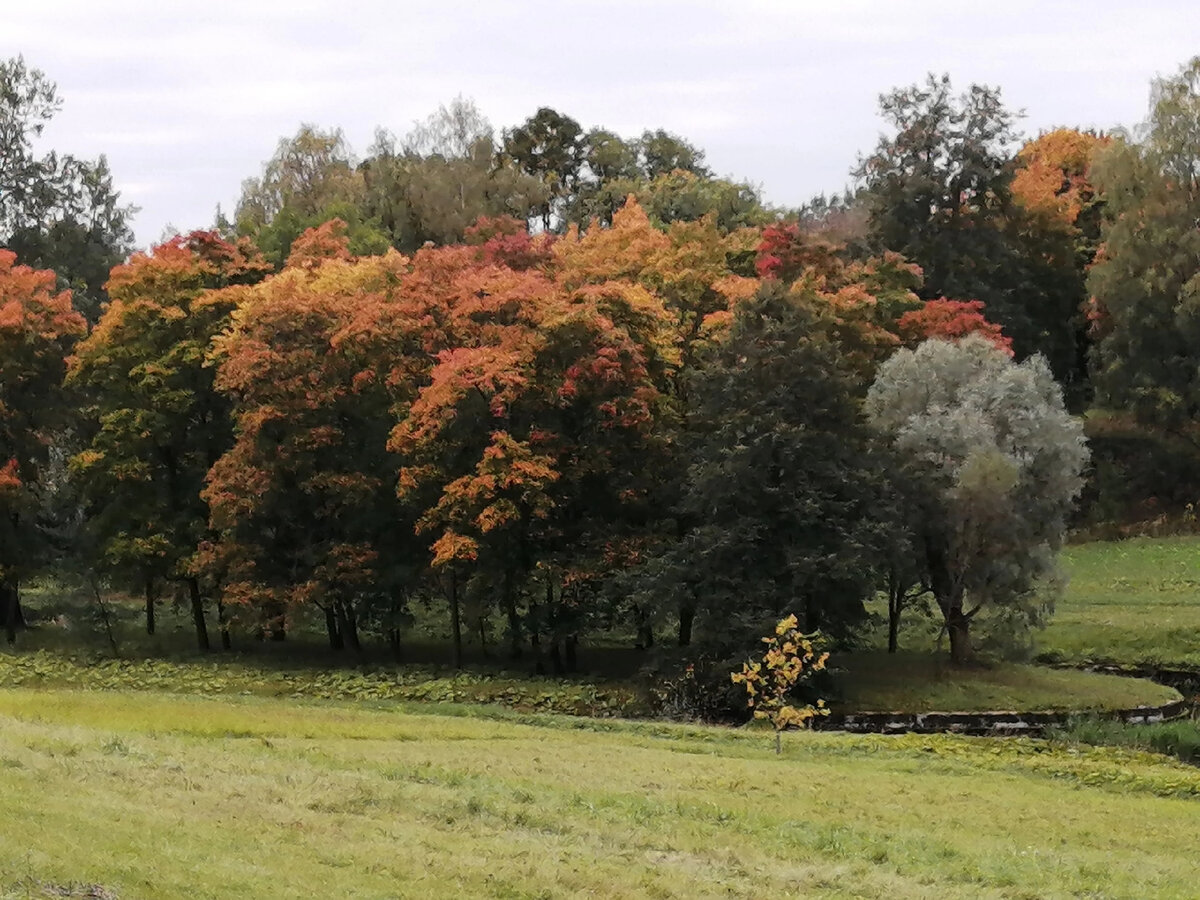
left=1039, top=535, right=1200, bottom=668
left=2, top=688, right=1200, bottom=898
left=835, top=652, right=1180, bottom=713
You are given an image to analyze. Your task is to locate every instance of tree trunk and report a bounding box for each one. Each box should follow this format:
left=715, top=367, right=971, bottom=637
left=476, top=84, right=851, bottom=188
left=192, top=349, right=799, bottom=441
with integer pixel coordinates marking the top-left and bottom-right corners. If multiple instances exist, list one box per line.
left=449, top=571, right=463, bottom=670
left=144, top=580, right=156, bottom=636
left=677, top=602, right=695, bottom=647
left=324, top=605, right=343, bottom=651
left=336, top=601, right=361, bottom=656
left=2, top=582, right=18, bottom=645
left=888, top=573, right=908, bottom=655
left=503, top=569, right=521, bottom=660
left=564, top=634, right=577, bottom=673
left=477, top=615, right=490, bottom=659
left=548, top=639, right=564, bottom=676
left=187, top=577, right=210, bottom=652
left=946, top=610, right=972, bottom=666
left=216, top=597, right=232, bottom=650
left=388, top=627, right=402, bottom=661
left=634, top=604, right=654, bottom=650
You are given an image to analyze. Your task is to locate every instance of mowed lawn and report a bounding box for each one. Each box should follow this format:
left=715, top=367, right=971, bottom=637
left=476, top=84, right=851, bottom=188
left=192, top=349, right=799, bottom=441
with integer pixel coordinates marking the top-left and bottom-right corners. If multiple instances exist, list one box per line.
left=1040, top=536, right=1200, bottom=667
left=1, top=689, right=1199, bottom=899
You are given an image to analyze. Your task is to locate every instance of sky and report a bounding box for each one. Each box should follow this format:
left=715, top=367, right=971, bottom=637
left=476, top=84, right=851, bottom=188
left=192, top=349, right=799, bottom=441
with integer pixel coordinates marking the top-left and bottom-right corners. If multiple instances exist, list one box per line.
left=6, top=0, right=1200, bottom=247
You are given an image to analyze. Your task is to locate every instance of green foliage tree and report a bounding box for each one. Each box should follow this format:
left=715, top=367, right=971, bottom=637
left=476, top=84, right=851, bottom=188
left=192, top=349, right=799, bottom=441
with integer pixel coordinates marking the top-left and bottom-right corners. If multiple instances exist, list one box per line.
left=856, top=74, right=1081, bottom=385
left=1089, top=58, right=1200, bottom=435
left=633, top=282, right=888, bottom=653
left=0, top=56, right=134, bottom=324
left=638, top=129, right=711, bottom=180
left=236, top=124, right=389, bottom=266
left=501, top=107, right=586, bottom=231
left=362, top=100, right=547, bottom=252
left=865, top=336, right=1089, bottom=664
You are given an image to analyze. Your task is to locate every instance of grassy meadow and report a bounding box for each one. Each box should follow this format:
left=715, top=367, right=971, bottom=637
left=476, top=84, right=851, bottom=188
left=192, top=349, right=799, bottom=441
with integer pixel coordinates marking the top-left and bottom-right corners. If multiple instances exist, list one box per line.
left=3, top=688, right=1200, bottom=899
left=1038, top=536, right=1200, bottom=668
left=1, top=537, right=1200, bottom=897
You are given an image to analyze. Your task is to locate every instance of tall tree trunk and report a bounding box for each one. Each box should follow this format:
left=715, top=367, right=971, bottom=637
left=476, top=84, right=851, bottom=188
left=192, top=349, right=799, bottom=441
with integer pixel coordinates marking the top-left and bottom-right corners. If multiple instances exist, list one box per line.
left=634, top=604, right=654, bottom=650
left=677, top=602, right=695, bottom=647
left=503, top=568, right=521, bottom=659
left=887, top=572, right=902, bottom=655
left=187, top=577, right=210, bottom=652
left=3, top=582, right=18, bottom=645
left=336, top=600, right=361, bottom=657
left=449, top=571, right=463, bottom=670
left=144, top=579, right=156, bottom=636
left=216, top=597, right=231, bottom=650
left=477, top=615, right=490, bottom=659
left=564, top=633, right=577, bottom=673
left=324, top=605, right=343, bottom=651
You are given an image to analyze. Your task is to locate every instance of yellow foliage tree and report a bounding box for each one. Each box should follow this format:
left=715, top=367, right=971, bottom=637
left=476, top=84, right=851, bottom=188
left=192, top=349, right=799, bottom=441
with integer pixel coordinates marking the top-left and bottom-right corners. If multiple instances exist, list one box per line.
left=731, top=614, right=830, bottom=754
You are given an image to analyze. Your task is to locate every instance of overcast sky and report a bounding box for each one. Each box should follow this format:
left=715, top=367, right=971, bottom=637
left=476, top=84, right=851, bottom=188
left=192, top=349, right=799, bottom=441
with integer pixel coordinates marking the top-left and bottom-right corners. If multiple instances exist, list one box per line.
left=7, top=1, right=1200, bottom=247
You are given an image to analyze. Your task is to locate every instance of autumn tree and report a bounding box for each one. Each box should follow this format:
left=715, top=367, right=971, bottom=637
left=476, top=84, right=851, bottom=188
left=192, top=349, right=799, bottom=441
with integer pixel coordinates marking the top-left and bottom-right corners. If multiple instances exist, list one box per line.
left=0, top=251, right=85, bottom=641
left=204, top=223, right=421, bottom=653
left=865, top=336, right=1088, bottom=664
left=389, top=236, right=663, bottom=668
left=69, top=232, right=271, bottom=648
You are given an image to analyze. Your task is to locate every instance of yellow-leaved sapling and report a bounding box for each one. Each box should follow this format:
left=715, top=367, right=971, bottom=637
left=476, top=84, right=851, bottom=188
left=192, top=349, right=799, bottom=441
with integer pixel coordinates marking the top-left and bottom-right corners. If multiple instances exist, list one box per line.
left=731, top=614, right=830, bottom=754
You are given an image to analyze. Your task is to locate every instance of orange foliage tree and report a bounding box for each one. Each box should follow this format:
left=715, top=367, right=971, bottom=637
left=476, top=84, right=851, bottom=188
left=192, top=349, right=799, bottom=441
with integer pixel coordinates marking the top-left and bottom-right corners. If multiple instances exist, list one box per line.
left=0, top=250, right=86, bottom=641
left=204, top=234, right=416, bottom=653
left=69, top=232, right=271, bottom=648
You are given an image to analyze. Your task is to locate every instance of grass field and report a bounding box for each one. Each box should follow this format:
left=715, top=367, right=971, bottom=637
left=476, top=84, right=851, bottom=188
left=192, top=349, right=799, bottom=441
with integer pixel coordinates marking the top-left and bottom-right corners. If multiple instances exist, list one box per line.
left=2, top=688, right=1200, bottom=899
left=1039, top=536, right=1200, bottom=668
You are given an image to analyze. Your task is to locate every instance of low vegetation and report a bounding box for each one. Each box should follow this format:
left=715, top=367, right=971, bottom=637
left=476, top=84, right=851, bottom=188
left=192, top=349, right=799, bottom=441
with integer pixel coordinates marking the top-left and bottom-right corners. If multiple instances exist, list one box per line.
left=1051, top=716, right=1200, bottom=766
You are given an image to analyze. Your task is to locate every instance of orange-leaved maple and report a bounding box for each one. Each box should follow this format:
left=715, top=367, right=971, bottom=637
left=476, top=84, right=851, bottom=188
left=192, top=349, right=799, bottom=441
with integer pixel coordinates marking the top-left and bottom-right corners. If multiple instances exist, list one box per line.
left=896, top=298, right=1014, bottom=355
left=68, top=231, right=271, bottom=649
left=0, top=250, right=86, bottom=641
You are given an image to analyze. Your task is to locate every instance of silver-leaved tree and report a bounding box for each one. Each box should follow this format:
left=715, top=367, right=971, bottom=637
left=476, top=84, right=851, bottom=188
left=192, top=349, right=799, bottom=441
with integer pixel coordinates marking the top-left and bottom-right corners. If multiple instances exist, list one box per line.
left=866, top=336, right=1089, bottom=664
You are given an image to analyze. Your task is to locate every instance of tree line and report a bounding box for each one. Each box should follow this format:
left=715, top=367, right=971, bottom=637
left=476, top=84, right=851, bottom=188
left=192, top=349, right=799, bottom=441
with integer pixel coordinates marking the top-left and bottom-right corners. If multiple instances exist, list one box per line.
left=4, top=55, right=1198, bottom=684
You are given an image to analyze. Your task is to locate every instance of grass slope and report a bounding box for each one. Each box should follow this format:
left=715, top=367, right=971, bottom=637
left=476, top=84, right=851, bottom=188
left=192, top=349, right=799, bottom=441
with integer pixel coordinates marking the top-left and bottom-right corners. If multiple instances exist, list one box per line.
left=1041, top=536, right=1200, bottom=668
left=835, top=652, right=1179, bottom=713
left=2, top=689, right=1200, bottom=899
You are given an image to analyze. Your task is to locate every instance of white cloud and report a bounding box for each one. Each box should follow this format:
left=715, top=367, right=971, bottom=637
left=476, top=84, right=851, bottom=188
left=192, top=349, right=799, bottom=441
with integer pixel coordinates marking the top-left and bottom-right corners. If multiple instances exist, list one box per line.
left=6, top=0, right=1199, bottom=245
